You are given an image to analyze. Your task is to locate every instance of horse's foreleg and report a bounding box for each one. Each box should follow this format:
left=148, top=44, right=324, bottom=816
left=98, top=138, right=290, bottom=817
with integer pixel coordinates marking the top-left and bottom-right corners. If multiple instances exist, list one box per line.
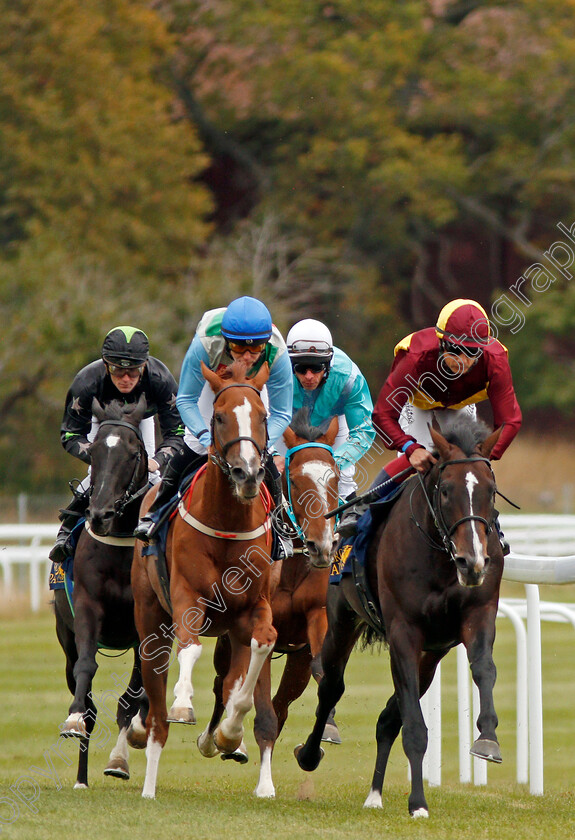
left=307, top=608, right=341, bottom=745
left=295, top=585, right=359, bottom=772
left=214, top=632, right=275, bottom=756
left=387, top=622, right=428, bottom=818
left=198, top=635, right=235, bottom=759
left=167, top=641, right=202, bottom=724
left=104, top=652, right=146, bottom=780
left=273, top=647, right=312, bottom=736
left=462, top=609, right=501, bottom=763
left=61, top=597, right=101, bottom=738
left=252, top=654, right=278, bottom=798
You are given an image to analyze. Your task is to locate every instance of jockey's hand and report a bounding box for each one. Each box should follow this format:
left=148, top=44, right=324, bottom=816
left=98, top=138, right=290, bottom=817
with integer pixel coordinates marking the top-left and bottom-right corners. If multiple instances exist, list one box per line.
left=409, top=447, right=436, bottom=474
left=273, top=454, right=285, bottom=474
left=148, top=457, right=160, bottom=473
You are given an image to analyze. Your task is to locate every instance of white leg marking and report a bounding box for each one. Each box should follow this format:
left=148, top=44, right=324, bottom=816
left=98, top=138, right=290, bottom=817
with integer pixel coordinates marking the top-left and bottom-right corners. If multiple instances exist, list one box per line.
left=465, top=471, right=484, bottom=569
left=411, top=807, right=429, bottom=819
left=108, top=726, right=129, bottom=763
left=172, top=643, right=202, bottom=709
left=363, top=788, right=383, bottom=809
left=142, top=732, right=163, bottom=799
left=254, top=745, right=275, bottom=798
left=219, top=638, right=274, bottom=744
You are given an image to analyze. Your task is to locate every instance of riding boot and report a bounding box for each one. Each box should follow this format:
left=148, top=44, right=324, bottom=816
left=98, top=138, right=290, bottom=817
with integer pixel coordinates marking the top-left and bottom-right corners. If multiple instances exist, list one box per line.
left=335, top=491, right=371, bottom=540
left=134, top=446, right=206, bottom=541
left=494, top=512, right=510, bottom=556
left=49, top=488, right=90, bottom=564
left=265, top=454, right=293, bottom=561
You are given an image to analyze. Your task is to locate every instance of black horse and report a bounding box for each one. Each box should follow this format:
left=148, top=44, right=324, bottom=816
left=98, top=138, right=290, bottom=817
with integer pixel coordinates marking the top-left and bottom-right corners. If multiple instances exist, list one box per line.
left=295, top=418, right=504, bottom=818
left=54, top=396, right=150, bottom=787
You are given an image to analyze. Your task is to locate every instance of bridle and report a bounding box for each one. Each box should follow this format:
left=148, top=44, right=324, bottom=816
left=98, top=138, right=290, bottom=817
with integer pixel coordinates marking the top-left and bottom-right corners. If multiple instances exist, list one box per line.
left=92, top=419, right=149, bottom=517
left=411, top=456, right=495, bottom=561
left=209, top=383, right=268, bottom=477
left=275, top=442, right=337, bottom=551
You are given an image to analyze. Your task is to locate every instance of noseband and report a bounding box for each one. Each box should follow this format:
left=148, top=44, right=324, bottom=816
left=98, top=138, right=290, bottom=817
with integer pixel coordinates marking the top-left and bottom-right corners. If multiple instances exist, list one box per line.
left=209, top=383, right=268, bottom=476
left=93, top=419, right=149, bottom=516
left=277, top=442, right=336, bottom=548
left=413, top=456, right=495, bottom=560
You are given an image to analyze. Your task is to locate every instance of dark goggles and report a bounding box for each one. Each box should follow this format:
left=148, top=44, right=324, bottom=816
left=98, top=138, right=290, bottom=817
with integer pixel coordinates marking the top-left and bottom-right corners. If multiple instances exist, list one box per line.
left=293, top=362, right=327, bottom=375
left=441, top=340, right=482, bottom=357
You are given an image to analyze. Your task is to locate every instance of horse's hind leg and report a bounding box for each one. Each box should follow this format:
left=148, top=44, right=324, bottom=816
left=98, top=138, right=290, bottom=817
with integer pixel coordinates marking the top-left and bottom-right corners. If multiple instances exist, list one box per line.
left=295, top=586, right=360, bottom=773
left=463, top=609, right=501, bottom=763
left=273, top=646, right=312, bottom=737
left=307, top=607, right=342, bottom=745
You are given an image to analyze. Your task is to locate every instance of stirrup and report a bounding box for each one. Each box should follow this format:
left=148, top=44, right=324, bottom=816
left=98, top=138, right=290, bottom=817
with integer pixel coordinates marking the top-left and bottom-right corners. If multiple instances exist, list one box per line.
left=134, top=515, right=156, bottom=542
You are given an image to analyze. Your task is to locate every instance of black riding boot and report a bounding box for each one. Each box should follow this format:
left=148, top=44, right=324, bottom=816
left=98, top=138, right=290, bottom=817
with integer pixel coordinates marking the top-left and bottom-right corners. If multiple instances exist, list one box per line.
left=134, top=446, right=207, bottom=540
left=265, top=455, right=293, bottom=561
left=494, top=512, right=510, bottom=556
left=49, top=488, right=90, bottom=563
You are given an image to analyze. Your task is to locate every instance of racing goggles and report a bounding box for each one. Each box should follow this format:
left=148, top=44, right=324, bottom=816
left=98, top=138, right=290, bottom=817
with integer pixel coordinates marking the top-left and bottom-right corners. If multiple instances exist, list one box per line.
left=293, top=362, right=327, bottom=375
left=107, top=363, right=145, bottom=378
left=441, top=340, right=482, bottom=357
left=227, top=340, right=267, bottom=355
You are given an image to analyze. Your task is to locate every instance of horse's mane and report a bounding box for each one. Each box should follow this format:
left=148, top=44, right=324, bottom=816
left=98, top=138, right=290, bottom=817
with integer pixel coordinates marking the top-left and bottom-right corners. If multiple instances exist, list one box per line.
left=289, top=408, right=332, bottom=442
left=99, top=400, right=142, bottom=422
left=433, top=416, right=492, bottom=457
left=220, top=359, right=259, bottom=383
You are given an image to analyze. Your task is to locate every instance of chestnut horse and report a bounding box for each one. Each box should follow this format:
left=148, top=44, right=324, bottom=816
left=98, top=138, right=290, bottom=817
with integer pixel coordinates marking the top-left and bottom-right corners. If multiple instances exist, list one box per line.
left=296, top=419, right=504, bottom=818
left=131, top=361, right=278, bottom=799
left=55, top=396, right=150, bottom=787
left=197, top=410, right=342, bottom=796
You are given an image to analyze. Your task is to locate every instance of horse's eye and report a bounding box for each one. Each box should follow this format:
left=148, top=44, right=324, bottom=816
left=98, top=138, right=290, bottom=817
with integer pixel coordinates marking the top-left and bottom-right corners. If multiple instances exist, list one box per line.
left=441, top=487, right=449, bottom=500
left=214, top=413, right=224, bottom=424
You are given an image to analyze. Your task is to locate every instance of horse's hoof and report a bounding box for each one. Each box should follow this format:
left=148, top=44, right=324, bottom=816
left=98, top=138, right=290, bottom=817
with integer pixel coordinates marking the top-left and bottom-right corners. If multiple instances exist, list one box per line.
left=103, top=757, right=130, bottom=780
left=73, top=782, right=89, bottom=790
left=213, top=725, right=242, bottom=755
left=220, top=741, right=249, bottom=764
left=60, top=716, right=87, bottom=739
left=127, top=719, right=147, bottom=750
left=197, top=731, right=220, bottom=758
left=294, top=743, right=324, bottom=772
left=470, top=738, right=502, bottom=764
left=321, top=723, right=342, bottom=745
left=411, top=808, right=429, bottom=819
left=167, top=705, right=196, bottom=724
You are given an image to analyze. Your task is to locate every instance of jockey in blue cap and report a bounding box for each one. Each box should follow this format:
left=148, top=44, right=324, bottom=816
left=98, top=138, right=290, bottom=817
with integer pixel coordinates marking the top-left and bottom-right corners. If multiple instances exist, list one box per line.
left=134, top=297, right=293, bottom=554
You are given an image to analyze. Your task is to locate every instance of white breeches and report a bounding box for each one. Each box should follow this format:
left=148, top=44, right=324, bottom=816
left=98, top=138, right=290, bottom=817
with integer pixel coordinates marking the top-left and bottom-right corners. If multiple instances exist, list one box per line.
left=398, top=403, right=477, bottom=452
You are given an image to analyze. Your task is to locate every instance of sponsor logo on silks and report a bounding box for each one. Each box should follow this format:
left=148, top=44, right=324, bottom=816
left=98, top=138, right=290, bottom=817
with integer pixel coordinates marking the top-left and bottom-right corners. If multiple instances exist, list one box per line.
left=331, top=544, right=352, bottom=577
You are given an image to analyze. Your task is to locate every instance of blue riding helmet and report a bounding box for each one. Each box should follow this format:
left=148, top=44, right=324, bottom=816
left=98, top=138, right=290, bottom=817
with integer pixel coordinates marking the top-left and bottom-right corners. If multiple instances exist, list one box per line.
left=221, top=296, right=273, bottom=343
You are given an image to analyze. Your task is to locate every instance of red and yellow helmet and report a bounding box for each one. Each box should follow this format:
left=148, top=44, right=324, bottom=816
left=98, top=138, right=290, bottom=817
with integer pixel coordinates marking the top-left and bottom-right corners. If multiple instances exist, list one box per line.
left=435, top=299, right=491, bottom=348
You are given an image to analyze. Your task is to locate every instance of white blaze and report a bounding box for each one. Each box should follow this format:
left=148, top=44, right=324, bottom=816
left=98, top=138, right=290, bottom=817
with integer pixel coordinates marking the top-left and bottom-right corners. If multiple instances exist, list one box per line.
left=465, top=471, right=484, bottom=562
left=233, top=397, right=255, bottom=463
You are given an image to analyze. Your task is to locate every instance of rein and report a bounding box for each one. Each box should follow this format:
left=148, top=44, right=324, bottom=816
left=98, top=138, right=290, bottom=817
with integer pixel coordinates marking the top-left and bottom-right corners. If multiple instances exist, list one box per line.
left=209, top=382, right=268, bottom=477
left=411, top=456, right=495, bottom=561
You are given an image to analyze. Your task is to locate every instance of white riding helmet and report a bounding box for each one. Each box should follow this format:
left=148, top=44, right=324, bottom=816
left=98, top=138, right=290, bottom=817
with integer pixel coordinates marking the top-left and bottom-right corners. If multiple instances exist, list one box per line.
left=286, top=319, right=334, bottom=368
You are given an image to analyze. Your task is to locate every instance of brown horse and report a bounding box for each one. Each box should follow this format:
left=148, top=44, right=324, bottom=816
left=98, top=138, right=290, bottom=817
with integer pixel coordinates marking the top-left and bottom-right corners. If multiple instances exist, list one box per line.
left=55, top=397, right=149, bottom=787
left=197, top=410, right=341, bottom=796
left=295, top=418, right=504, bottom=818
left=131, top=360, right=278, bottom=799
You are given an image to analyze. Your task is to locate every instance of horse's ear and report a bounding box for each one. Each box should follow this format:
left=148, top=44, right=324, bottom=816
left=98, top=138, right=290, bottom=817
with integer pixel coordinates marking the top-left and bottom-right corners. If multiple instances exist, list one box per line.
left=429, top=424, right=452, bottom=461
left=201, top=359, right=224, bottom=393
left=322, top=415, right=339, bottom=446
left=92, top=397, right=106, bottom=422
left=284, top=425, right=297, bottom=449
left=251, top=361, right=270, bottom=391
left=479, top=425, right=503, bottom=459
left=129, top=393, right=147, bottom=425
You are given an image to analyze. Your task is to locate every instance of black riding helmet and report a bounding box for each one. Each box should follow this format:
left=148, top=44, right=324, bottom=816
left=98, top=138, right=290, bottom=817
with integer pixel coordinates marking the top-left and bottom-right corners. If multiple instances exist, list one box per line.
left=102, top=326, right=149, bottom=367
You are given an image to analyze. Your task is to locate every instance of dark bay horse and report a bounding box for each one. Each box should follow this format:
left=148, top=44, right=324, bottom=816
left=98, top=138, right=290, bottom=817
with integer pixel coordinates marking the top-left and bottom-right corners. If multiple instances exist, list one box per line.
left=197, top=410, right=341, bottom=795
left=55, top=396, right=150, bottom=787
left=131, top=361, right=278, bottom=799
left=295, top=419, right=504, bottom=818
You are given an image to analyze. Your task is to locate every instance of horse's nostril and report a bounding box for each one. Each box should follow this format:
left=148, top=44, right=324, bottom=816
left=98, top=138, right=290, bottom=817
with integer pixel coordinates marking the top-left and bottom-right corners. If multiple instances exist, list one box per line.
left=230, top=467, right=248, bottom=483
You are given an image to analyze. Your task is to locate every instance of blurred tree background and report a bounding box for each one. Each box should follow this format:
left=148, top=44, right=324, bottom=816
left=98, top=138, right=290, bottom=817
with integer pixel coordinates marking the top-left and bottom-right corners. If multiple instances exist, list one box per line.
left=2, top=0, right=575, bottom=494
